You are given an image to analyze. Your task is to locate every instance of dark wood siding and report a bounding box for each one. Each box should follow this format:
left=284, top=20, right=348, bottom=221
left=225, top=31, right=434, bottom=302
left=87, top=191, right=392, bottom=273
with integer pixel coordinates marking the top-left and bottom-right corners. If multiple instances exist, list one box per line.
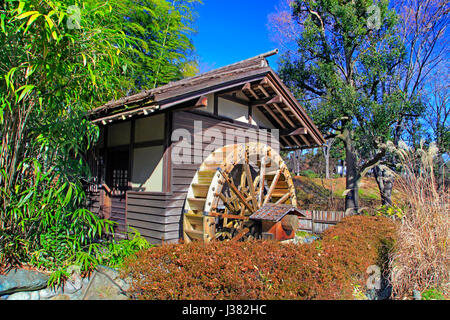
left=87, top=109, right=280, bottom=245
left=110, top=195, right=127, bottom=234
left=126, top=192, right=185, bottom=244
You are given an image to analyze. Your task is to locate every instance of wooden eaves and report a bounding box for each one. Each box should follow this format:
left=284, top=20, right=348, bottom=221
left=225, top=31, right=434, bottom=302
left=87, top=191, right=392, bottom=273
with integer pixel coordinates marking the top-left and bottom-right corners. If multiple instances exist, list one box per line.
left=88, top=49, right=325, bottom=150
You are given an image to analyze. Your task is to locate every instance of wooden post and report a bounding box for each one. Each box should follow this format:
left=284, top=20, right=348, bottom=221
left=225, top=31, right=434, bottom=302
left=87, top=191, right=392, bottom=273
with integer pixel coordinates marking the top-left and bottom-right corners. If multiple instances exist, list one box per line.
left=163, top=111, right=172, bottom=193
left=128, top=119, right=135, bottom=188
left=213, top=93, right=218, bottom=115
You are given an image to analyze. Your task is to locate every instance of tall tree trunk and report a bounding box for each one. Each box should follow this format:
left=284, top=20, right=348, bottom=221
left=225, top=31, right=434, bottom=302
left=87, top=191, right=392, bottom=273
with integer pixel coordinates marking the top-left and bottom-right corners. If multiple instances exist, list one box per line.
left=295, top=150, right=301, bottom=175
left=373, top=165, right=394, bottom=206
left=339, top=159, right=344, bottom=177
left=343, top=129, right=359, bottom=214
left=292, top=150, right=298, bottom=175
left=436, top=152, right=446, bottom=190
left=322, top=138, right=335, bottom=179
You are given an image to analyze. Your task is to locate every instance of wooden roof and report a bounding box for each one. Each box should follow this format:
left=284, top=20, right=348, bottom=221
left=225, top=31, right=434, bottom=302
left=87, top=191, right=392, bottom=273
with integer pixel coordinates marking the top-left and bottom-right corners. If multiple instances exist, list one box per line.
left=88, top=49, right=325, bottom=149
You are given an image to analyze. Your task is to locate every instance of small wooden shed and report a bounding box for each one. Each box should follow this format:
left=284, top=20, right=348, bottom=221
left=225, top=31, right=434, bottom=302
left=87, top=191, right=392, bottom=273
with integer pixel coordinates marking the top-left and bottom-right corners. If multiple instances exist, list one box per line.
left=249, top=204, right=307, bottom=241
left=86, top=50, right=325, bottom=244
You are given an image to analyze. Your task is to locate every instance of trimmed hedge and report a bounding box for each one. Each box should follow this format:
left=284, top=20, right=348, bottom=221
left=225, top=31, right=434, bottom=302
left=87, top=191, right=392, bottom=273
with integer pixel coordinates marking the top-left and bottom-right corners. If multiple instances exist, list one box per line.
left=123, top=216, right=396, bottom=300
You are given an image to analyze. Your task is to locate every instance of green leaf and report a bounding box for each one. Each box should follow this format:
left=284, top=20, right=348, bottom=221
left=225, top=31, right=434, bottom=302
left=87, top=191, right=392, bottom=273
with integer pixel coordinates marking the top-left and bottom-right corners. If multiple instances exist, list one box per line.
left=5, top=67, right=17, bottom=91
left=16, top=84, right=35, bottom=102
left=63, top=184, right=73, bottom=206
left=26, top=13, right=41, bottom=26
left=17, top=1, right=25, bottom=15
left=17, top=11, right=39, bottom=20
left=33, top=158, right=41, bottom=181
left=87, top=64, right=96, bottom=86
left=43, top=14, right=54, bottom=29
left=47, top=10, right=56, bottom=18
left=1, top=14, right=6, bottom=33
left=17, top=190, right=33, bottom=207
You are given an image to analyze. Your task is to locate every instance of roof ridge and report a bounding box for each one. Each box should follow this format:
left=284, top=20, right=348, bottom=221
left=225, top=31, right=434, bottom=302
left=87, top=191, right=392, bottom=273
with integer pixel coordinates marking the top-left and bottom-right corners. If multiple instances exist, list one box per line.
left=195, top=48, right=279, bottom=77
left=91, top=49, right=279, bottom=113
left=153, top=49, right=279, bottom=93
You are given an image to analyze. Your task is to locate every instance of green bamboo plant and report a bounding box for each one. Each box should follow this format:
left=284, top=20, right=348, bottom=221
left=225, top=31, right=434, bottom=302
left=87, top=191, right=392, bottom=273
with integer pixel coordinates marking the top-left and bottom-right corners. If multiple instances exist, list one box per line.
left=0, top=0, right=163, bottom=285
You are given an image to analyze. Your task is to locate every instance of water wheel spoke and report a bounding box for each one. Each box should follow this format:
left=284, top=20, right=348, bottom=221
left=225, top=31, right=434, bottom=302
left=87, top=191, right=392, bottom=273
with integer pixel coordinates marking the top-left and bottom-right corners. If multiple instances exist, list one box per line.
left=210, top=212, right=249, bottom=220
left=243, top=163, right=258, bottom=211
left=220, top=169, right=254, bottom=213
left=229, top=195, right=240, bottom=212
left=258, top=156, right=266, bottom=208
left=218, top=193, right=235, bottom=213
left=231, top=227, right=250, bottom=242
left=263, top=167, right=282, bottom=206
left=183, top=143, right=297, bottom=243
left=275, top=191, right=291, bottom=204
left=240, top=170, right=246, bottom=190
left=253, top=175, right=260, bottom=192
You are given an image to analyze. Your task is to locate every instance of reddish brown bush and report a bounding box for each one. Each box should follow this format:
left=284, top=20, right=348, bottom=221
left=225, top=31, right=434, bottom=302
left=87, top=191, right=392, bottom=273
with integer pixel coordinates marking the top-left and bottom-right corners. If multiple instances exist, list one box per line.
left=123, top=216, right=396, bottom=300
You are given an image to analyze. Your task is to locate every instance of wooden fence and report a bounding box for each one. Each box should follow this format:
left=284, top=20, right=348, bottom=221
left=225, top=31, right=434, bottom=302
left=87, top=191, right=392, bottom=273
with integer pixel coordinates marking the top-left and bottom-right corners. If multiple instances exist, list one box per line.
left=297, top=210, right=352, bottom=234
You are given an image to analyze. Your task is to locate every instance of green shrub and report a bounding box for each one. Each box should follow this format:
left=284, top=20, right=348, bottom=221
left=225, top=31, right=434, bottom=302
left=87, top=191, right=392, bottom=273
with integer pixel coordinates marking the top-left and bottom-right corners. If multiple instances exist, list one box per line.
left=300, top=169, right=320, bottom=178
left=0, top=157, right=150, bottom=286
left=421, top=288, right=445, bottom=300
left=99, top=230, right=153, bottom=269
left=123, top=216, right=397, bottom=300
left=296, top=231, right=313, bottom=237
left=376, top=204, right=405, bottom=220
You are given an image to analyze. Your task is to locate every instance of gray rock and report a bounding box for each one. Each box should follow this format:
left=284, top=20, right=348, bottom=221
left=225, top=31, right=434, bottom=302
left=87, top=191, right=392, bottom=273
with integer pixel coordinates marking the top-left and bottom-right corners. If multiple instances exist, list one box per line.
left=29, top=291, right=40, bottom=300
left=0, top=269, right=49, bottom=295
left=39, top=287, right=61, bottom=299
left=82, top=277, right=90, bottom=286
left=115, top=278, right=131, bottom=291
left=7, top=291, right=31, bottom=300
left=83, top=268, right=129, bottom=300
left=365, top=277, right=392, bottom=300
left=96, top=265, right=121, bottom=281
left=69, top=289, right=86, bottom=300
left=64, top=276, right=83, bottom=294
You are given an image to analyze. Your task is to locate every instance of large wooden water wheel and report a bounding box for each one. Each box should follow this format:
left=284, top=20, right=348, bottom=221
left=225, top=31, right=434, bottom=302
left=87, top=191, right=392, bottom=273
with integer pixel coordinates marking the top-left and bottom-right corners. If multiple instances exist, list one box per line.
left=183, top=142, right=297, bottom=243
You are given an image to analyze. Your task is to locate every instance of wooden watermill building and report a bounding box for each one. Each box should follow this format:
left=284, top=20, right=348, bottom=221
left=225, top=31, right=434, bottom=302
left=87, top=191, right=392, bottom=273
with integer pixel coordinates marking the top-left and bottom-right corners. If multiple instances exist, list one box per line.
left=86, top=50, right=325, bottom=244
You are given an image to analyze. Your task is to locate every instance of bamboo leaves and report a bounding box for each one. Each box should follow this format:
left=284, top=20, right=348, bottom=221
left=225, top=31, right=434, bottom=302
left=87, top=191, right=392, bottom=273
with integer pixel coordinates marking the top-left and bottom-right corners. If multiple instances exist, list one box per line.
left=120, top=0, right=199, bottom=91
left=16, top=84, right=35, bottom=102
left=16, top=10, right=39, bottom=20
left=1, top=155, right=122, bottom=277
left=26, top=12, right=41, bottom=26
left=0, top=0, right=187, bottom=284
left=4, top=67, right=17, bottom=92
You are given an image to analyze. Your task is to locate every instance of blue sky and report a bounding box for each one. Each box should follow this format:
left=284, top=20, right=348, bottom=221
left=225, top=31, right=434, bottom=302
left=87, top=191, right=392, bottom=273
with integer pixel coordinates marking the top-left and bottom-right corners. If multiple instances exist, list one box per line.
left=191, top=0, right=282, bottom=73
